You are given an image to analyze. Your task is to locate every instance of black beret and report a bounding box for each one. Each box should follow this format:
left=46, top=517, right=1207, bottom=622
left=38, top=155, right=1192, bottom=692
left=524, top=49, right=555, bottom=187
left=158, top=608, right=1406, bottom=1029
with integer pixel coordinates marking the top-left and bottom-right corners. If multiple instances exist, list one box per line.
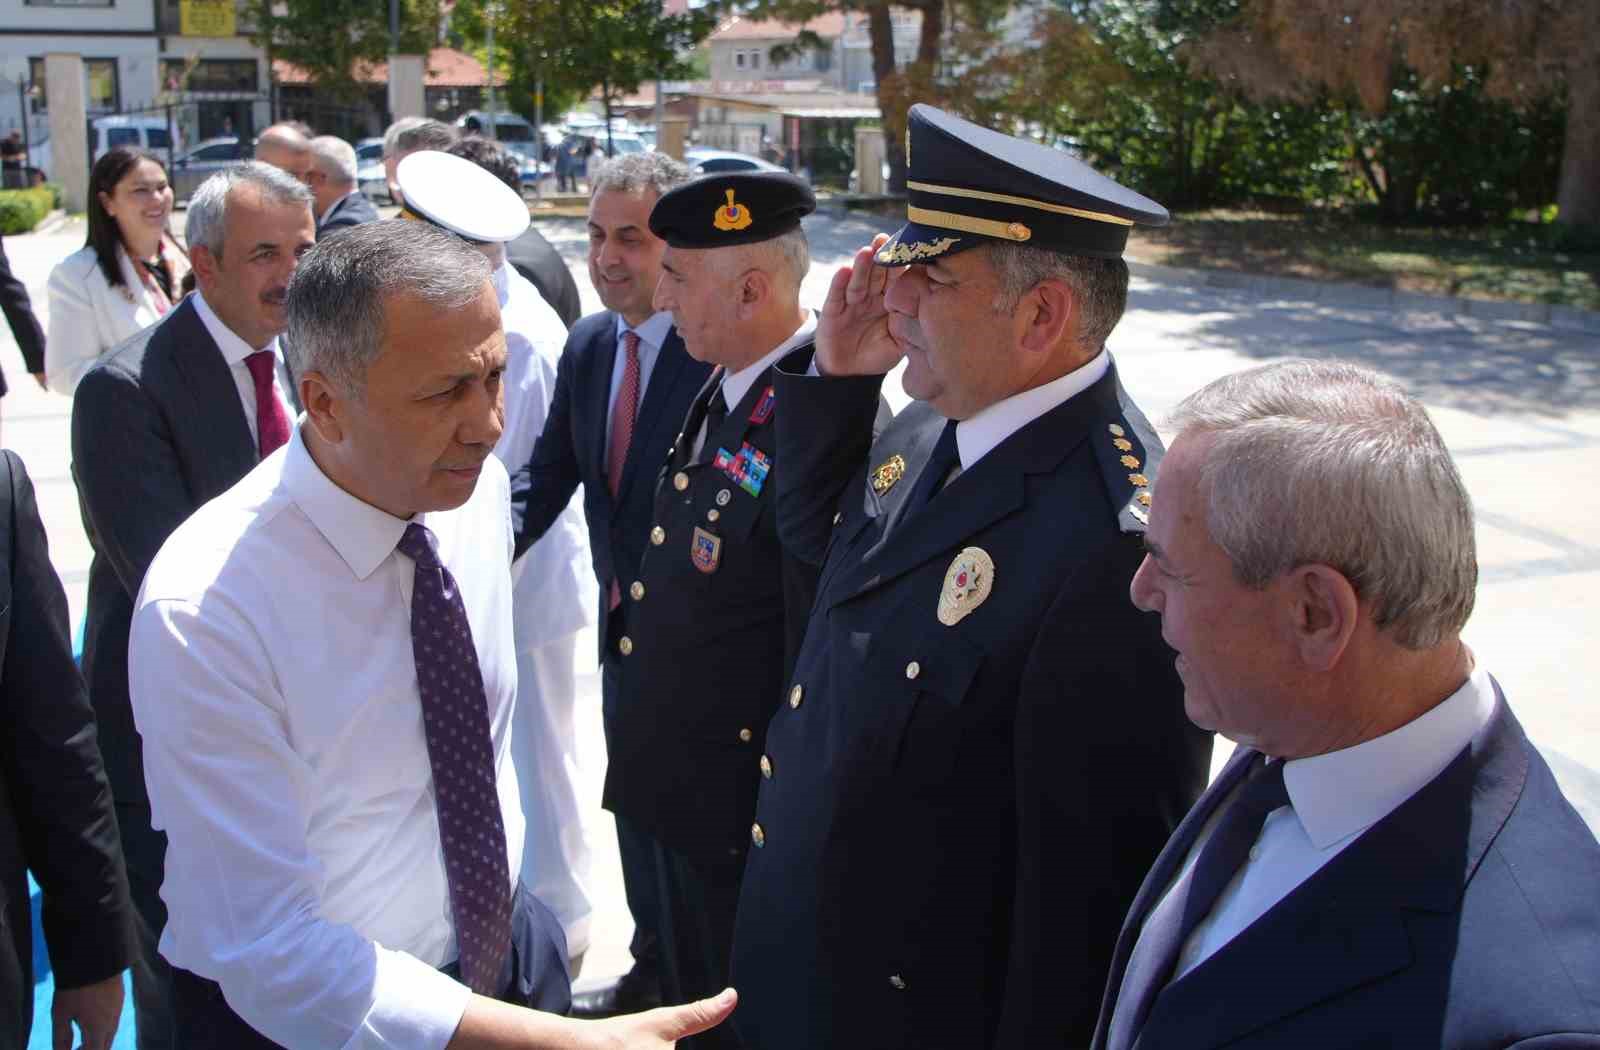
left=649, top=171, right=815, bottom=249
left=875, top=104, right=1169, bottom=267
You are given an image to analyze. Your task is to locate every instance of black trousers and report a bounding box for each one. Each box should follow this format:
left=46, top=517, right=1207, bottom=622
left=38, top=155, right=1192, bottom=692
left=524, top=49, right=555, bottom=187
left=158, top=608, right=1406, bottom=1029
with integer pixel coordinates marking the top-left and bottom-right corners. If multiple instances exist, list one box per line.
left=601, top=649, right=662, bottom=981
left=118, top=802, right=175, bottom=1050
left=170, top=882, right=570, bottom=1049
left=654, top=842, right=746, bottom=1050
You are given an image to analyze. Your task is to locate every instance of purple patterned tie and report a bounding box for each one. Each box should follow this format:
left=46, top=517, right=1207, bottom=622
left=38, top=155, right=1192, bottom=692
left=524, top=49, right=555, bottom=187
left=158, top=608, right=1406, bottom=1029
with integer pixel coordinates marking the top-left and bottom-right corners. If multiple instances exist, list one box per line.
left=398, top=523, right=513, bottom=996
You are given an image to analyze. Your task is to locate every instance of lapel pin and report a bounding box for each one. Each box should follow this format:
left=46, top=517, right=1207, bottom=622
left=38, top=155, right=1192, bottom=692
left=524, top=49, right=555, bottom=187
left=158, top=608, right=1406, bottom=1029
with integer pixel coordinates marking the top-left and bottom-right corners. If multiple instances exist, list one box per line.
left=938, top=547, right=995, bottom=627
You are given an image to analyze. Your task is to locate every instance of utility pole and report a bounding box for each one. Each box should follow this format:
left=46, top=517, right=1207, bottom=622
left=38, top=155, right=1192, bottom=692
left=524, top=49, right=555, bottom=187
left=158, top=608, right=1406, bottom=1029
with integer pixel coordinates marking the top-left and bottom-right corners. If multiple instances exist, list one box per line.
left=484, top=0, right=498, bottom=140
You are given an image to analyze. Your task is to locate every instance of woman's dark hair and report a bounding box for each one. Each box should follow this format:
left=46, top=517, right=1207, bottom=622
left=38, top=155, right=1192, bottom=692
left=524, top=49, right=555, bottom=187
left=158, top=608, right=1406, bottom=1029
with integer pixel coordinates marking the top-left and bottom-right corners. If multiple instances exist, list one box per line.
left=86, top=146, right=173, bottom=298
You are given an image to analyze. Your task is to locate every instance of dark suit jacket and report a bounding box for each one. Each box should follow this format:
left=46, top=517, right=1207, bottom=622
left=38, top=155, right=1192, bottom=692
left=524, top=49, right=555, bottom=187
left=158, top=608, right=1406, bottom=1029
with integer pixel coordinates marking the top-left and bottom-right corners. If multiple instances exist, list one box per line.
left=509, top=311, right=713, bottom=661
left=1092, top=686, right=1600, bottom=1050
left=507, top=227, right=581, bottom=330
left=605, top=350, right=821, bottom=867
left=0, top=451, right=135, bottom=1046
left=315, top=191, right=379, bottom=238
left=71, top=297, right=263, bottom=810
left=729, top=363, right=1212, bottom=1050
left=0, top=236, right=45, bottom=391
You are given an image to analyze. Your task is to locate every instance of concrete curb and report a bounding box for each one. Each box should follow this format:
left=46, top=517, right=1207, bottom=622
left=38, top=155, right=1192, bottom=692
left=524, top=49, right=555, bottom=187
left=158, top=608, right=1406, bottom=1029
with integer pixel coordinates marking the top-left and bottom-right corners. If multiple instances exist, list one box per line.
left=27, top=209, right=71, bottom=237
left=1128, top=260, right=1600, bottom=335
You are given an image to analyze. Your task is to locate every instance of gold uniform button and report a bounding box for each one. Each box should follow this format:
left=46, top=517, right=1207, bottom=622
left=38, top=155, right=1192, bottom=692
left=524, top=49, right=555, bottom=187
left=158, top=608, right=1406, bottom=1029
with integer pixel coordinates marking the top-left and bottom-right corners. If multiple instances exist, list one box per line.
left=751, top=823, right=766, bottom=848
left=905, top=661, right=921, bottom=680
left=650, top=526, right=666, bottom=546
left=738, top=727, right=753, bottom=743
left=618, top=636, right=633, bottom=656
left=889, top=974, right=907, bottom=991
left=760, top=755, right=773, bottom=779
left=630, top=581, right=645, bottom=601
left=673, top=472, right=689, bottom=492
left=707, top=509, right=720, bottom=522
left=789, top=684, right=803, bottom=709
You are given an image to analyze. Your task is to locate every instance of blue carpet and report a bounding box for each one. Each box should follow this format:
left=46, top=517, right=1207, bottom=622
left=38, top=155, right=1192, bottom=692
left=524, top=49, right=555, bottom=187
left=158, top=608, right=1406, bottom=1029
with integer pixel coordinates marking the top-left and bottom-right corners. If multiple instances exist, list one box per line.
left=27, top=875, right=138, bottom=1049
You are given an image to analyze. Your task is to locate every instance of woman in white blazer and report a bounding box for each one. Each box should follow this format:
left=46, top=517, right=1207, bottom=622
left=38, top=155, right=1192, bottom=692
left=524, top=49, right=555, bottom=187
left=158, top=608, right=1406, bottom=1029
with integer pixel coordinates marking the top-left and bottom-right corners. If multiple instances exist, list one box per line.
left=46, top=147, right=188, bottom=396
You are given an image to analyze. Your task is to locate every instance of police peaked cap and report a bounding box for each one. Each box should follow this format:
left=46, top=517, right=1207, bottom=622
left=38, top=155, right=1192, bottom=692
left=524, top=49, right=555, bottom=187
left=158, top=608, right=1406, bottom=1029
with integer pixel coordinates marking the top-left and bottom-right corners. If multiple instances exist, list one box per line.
left=875, top=104, right=1169, bottom=267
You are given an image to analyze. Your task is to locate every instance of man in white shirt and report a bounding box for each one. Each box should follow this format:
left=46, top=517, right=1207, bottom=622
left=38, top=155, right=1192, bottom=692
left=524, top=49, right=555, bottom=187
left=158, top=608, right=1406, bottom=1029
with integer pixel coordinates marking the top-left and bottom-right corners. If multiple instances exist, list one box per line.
left=128, top=220, right=736, bottom=1050
left=72, top=160, right=311, bottom=1050
left=1094, top=360, right=1600, bottom=1049
left=401, top=142, right=599, bottom=971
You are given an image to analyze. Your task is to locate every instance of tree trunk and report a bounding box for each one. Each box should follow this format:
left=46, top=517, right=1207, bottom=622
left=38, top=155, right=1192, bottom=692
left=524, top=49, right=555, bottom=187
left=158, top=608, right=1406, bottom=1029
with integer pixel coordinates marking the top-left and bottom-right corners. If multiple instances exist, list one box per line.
left=867, top=3, right=906, bottom=194
left=1555, top=58, right=1599, bottom=228
left=915, top=0, right=942, bottom=68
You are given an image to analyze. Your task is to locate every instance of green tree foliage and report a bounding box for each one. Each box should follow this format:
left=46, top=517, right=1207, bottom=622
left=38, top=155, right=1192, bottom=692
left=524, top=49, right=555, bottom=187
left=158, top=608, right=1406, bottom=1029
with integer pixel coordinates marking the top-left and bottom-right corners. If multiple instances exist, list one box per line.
left=246, top=0, right=441, bottom=101
left=1183, top=0, right=1598, bottom=229
left=447, top=0, right=581, bottom=124
left=496, top=0, right=717, bottom=154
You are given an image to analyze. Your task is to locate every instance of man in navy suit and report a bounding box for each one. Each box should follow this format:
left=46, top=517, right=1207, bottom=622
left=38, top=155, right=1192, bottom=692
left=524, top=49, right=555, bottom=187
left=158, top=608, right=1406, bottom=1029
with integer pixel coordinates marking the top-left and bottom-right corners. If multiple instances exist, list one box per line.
left=510, top=150, right=711, bottom=1016
left=1095, top=359, right=1600, bottom=1049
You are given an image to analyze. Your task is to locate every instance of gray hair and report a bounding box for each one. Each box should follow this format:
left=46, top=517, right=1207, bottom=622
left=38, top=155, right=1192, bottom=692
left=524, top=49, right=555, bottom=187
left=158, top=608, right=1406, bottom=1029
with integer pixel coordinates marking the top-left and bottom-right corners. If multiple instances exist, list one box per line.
left=717, top=227, right=809, bottom=288
left=1168, top=360, right=1477, bottom=650
left=186, top=162, right=313, bottom=259
left=383, top=116, right=456, bottom=159
left=987, top=243, right=1129, bottom=350
left=309, top=135, right=358, bottom=184
left=285, top=221, right=491, bottom=395
left=589, top=151, right=690, bottom=198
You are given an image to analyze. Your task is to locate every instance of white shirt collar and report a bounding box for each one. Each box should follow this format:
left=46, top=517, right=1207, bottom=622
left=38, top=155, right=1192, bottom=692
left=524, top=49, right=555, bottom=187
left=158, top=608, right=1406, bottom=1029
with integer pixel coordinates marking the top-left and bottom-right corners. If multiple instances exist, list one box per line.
left=280, top=424, right=431, bottom=581
left=1282, top=664, right=1497, bottom=849
left=192, top=289, right=279, bottom=362
left=619, top=310, right=674, bottom=351
left=721, top=310, right=816, bottom=412
left=955, top=349, right=1109, bottom=470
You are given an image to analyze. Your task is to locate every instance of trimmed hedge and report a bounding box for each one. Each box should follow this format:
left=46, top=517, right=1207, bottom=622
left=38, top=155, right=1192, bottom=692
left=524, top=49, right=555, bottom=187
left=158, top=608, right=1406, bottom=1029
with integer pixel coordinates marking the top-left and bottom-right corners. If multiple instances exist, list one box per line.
left=0, top=187, right=54, bottom=235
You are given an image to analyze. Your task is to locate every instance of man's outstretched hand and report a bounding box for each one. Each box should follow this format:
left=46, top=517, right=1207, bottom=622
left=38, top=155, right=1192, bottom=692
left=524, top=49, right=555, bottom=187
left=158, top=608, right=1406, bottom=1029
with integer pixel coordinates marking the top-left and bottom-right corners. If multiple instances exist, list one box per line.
left=814, top=234, right=902, bottom=378
left=583, top=988, right=738, bottom=1049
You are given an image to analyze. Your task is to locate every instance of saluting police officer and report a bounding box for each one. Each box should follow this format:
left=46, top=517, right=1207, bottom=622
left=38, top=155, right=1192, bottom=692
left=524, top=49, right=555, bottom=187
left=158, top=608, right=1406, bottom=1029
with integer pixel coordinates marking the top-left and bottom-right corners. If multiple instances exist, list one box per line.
left=603, top=172, right=825, bottom=1048
left=728, top=105, right=1214, bottom=1049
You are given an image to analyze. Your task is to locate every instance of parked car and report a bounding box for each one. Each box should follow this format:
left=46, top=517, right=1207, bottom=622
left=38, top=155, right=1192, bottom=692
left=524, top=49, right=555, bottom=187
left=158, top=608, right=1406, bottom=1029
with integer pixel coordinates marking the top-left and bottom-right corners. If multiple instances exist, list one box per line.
left=170, top=136, right=250, bottom=201
left=455, top=110, right=540, bottom=147
left=684, top=148, right=786, bottom=175
left=355, top=136, right=390, bottom=203
left=21, top=114, right=179, bottom=184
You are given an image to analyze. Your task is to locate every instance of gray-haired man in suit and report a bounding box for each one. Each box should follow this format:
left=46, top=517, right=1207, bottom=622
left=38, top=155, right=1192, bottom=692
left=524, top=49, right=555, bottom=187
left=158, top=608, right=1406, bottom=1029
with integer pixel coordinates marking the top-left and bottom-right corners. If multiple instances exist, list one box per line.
left=71, top=161, right=312, bottom=1050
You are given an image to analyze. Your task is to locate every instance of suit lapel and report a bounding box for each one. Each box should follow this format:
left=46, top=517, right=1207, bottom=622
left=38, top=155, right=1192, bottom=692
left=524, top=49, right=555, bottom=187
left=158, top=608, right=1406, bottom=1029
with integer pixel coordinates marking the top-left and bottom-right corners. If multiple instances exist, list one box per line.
left=1136, top=687, right=1530, bottom=1049
left=588, top=314, right=621, bottom=493
left=619, top=326, right=689, bottom=500
left=166, top=299, right=258, bottom=487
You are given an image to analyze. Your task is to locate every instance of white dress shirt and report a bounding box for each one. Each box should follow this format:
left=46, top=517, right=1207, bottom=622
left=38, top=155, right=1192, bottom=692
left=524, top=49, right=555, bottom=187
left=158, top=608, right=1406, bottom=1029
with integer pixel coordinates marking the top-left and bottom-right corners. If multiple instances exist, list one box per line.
left=954, top=348, right=1108, bottom=470
left=692, top=310, right=816, bottom=458
left=129, top=425, right=524, bottom=1050
left=604, top=310, right=674, bottom=459
left=190, top=290, right=295, bottom=447
left=492, top=261, right=597, bottom=956
left=1130, top=666, right=1496, bottom=992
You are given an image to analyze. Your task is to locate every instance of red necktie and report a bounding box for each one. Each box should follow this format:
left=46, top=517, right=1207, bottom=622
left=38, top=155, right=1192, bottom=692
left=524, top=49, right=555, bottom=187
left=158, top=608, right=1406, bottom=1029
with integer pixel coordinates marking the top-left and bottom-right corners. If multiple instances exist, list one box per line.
left=245, top=350, right=291, bottom=458
left=607, top=331, right=641, bottom=609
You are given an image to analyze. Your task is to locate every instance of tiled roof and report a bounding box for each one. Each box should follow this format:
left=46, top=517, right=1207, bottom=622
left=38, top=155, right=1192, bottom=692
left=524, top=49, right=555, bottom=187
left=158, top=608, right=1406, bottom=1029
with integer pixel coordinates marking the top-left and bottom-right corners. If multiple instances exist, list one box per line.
left=273, top=47, right=507, bottom=88
left=707, top=12, right=848, bottom=41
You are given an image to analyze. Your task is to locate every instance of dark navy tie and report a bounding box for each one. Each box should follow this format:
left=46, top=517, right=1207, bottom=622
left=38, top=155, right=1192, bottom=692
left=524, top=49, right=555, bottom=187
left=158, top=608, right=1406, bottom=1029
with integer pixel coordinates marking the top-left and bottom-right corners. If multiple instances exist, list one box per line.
left=397, top=523, right=513, bottom=996
left=1109, top=753, right=1289, bottom=1049
left=901, top=419, right=960, bottom=519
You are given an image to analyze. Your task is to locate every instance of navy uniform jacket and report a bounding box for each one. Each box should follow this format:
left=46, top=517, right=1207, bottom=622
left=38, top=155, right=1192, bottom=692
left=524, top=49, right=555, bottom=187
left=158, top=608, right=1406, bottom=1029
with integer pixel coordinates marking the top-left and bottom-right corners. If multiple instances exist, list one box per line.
left=729, top=361, right=1212, bottom=1050
left=510, top=311, right=713, bottom=658
left=604, top=349, right=820, bottom=868
left=1092, top=686, right=1600, bottom=1050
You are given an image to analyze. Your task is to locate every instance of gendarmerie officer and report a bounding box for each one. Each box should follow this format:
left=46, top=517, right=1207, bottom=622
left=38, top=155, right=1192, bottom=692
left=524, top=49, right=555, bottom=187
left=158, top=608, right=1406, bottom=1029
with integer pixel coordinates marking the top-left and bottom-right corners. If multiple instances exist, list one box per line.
left=727, top=105, right=1214, bottom=1049
left=603, top=172, right=825, bottom=1047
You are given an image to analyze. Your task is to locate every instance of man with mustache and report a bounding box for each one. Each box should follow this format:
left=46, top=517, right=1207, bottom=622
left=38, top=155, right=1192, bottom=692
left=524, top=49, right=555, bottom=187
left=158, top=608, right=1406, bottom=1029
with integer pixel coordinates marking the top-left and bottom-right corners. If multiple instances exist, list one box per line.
left=71, top=161, right=313, bottom=1050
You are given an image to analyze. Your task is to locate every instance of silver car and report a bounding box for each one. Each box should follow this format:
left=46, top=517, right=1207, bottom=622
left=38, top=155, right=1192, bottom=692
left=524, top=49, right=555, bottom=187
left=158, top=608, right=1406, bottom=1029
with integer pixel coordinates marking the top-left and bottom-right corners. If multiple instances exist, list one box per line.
left=170, top=136, right=250, bottom=201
